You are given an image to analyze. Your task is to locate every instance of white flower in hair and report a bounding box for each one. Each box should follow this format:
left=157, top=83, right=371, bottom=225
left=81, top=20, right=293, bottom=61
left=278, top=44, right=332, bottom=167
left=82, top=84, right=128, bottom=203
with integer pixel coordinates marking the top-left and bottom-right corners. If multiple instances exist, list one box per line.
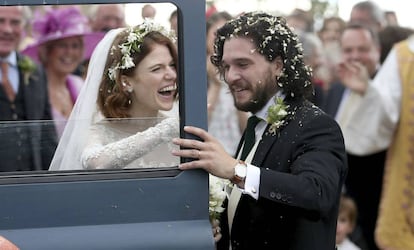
left=108, top=67, right=117, bottom=81
left=108, top=19, right=176, bottom=81
left=119, top=44, right=129, bottom=56
left=123, top=55, right=135, bottom=69
left=127, top=32, right=139, bottom=43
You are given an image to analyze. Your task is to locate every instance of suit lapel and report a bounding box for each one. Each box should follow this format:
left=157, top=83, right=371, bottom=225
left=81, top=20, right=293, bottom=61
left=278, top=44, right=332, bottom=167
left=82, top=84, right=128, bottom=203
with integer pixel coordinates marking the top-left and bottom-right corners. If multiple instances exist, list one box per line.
left=251, top=124, right=276, bottom=167
left=251, top=97, right=302, bottom=167
left=16, top=54, right=44, bottom=120
left=234, top=132, right=245, bottom=158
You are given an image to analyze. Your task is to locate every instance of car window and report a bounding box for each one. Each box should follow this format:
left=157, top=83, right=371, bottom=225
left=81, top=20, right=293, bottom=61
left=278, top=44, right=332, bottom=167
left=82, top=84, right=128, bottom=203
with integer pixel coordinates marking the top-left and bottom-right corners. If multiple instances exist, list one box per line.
left=0, top=2, right=186, bottom=174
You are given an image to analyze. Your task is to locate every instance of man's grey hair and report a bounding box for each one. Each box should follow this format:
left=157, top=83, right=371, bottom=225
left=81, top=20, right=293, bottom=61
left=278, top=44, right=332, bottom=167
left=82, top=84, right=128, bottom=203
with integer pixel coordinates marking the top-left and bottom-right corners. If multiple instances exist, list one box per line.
left=352, top=1, right=385, bottom=27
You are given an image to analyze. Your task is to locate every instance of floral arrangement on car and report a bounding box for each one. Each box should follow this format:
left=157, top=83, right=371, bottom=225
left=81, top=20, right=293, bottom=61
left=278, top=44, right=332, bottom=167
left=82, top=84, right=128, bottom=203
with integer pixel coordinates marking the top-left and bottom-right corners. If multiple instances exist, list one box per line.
left=267, top=96, right=289, bottom=135
left=18, top=56, right=36, bottom=85
left=209, top=174, right=229, bottom=222
left=107, top=19, right=176, bottom=82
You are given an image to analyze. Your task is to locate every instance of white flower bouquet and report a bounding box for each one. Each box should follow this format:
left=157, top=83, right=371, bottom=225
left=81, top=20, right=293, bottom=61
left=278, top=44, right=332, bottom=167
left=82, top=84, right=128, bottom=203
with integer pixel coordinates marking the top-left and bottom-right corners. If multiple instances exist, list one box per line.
left=209, top=174, right=229, bottom=221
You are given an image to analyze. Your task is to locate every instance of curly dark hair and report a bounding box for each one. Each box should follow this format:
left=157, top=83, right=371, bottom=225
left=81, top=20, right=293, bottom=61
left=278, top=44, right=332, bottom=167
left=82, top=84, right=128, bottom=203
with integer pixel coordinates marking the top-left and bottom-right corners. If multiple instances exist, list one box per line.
left=97, top=30, right=178, bottom=118
left=211, top=12, right=313, bottom=100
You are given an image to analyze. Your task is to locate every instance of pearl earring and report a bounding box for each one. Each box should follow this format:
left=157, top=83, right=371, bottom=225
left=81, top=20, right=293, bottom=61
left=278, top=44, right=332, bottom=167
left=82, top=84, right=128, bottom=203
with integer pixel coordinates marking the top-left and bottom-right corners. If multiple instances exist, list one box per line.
left=122, top=81, right=133, bottom=93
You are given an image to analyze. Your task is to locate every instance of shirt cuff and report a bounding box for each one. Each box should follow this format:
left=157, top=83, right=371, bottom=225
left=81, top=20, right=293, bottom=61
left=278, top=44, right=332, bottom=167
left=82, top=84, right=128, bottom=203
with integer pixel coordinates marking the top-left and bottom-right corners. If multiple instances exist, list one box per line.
left=241, top=163, right=260, bottom=200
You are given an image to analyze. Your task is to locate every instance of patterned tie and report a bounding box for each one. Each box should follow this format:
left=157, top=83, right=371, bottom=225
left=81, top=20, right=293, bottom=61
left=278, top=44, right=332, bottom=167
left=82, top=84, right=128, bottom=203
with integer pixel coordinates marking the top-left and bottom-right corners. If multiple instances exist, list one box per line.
left=240, top=115, right=261, bottom=161
left=1, top=61, right=15, bottom=102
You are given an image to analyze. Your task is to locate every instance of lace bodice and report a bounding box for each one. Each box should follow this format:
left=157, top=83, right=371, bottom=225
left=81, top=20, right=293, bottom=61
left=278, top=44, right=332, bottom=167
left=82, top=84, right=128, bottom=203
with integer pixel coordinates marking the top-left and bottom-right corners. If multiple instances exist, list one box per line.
left=81, top=117, right=180, bottom=169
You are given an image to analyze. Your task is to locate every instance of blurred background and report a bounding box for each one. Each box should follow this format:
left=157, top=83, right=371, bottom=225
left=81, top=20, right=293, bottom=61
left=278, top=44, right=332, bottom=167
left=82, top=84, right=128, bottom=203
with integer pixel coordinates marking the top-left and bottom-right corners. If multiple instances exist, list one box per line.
left=122, top=0, right=411, bottom=30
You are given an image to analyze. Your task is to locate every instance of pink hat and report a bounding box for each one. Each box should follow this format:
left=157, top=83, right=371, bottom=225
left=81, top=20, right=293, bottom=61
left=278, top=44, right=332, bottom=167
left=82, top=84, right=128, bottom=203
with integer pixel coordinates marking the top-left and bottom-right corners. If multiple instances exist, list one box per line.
left=22, top=7, right=104, bottom=62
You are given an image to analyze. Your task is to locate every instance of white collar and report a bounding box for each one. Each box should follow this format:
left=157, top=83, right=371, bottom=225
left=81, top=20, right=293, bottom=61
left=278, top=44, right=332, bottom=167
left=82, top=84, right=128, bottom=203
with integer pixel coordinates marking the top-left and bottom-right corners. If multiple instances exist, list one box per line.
left=0, top=51, right=17, bottom=67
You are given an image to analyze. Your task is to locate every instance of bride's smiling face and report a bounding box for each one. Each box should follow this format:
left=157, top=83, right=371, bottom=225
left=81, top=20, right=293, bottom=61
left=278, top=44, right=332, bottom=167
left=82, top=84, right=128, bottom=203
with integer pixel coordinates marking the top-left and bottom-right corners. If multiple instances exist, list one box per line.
left=126, top=43, right=177, bottom=116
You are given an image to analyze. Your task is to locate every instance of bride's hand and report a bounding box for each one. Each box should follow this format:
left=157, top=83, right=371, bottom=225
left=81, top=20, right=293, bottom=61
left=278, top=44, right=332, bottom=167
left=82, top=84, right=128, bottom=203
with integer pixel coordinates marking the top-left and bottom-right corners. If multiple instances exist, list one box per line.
left=172, top=126, right=237, bottom=180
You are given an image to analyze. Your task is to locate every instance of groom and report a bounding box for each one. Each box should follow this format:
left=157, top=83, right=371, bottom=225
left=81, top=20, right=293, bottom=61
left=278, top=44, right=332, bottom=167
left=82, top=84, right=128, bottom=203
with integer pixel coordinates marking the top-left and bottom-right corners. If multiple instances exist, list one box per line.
left=172, top=12, right=347, bottom=250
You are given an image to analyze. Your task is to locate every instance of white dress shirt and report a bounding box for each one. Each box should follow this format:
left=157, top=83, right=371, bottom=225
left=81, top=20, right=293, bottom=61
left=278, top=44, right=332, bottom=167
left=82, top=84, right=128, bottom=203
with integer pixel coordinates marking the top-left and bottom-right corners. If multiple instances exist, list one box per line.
left=337, top=36, right=413, bottom=155
left=337, top=238, right=361, bottom=250
left=0, top=51, right=19, bottom=93
left=239, top=93, right=283, bottom=200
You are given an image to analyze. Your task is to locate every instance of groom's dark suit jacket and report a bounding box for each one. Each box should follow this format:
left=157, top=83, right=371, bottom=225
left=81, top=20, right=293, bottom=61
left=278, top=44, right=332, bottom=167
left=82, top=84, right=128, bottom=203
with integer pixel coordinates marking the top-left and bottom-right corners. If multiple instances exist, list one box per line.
left=0, top=53, right=57, bottom=172
left=218, top=98, right=347, bottom=250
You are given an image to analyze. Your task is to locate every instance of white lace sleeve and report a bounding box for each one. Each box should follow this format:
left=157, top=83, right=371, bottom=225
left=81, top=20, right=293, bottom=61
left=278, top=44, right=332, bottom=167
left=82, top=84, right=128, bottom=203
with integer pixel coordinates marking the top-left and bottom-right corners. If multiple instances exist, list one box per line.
left=81, top=117, right=179, bottom=169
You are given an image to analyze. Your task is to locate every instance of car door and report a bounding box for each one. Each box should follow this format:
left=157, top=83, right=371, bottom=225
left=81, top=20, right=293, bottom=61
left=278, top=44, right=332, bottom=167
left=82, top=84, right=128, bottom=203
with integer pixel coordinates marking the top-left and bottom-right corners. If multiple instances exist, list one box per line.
left=0, top=0, right=211, bottom=249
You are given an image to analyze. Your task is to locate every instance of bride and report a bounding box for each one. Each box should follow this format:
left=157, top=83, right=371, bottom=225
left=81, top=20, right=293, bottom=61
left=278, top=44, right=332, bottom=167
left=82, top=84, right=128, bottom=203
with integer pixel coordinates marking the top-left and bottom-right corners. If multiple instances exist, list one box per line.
left=49, top=20, right=179, bottom=170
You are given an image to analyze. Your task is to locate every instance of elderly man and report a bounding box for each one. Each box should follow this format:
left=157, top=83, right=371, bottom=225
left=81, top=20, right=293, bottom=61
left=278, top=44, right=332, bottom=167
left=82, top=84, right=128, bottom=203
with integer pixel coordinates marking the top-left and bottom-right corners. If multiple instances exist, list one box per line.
left=0, top=6, right=56, bottom=172
left=88, top=4, right=126, bottom=33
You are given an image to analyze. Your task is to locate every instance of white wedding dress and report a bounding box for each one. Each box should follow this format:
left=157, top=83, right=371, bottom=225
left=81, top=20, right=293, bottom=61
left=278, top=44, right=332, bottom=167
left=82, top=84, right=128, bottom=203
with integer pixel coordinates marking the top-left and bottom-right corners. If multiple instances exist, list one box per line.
left=49, top=28, right=180, bottom=171
left=81, top=116, right=179, bottom=169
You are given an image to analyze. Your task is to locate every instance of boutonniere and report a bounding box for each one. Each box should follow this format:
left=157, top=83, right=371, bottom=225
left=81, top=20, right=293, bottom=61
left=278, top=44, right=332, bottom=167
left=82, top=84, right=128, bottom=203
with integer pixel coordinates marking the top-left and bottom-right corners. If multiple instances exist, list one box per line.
left=18, top=56, right=36, bottom=85
left=209, top=174, right=229, bottom=222
left=266, top=96, right=289, bottom=135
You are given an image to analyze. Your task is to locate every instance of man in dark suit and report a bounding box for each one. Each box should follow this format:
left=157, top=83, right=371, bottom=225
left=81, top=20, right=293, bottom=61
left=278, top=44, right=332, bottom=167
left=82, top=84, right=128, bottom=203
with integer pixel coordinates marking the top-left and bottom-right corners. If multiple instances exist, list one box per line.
left=172, top=12, right=347, bottom=250
left=323, top=23, right=383, bottom=250
left=0, top=6, right=57, bottom=172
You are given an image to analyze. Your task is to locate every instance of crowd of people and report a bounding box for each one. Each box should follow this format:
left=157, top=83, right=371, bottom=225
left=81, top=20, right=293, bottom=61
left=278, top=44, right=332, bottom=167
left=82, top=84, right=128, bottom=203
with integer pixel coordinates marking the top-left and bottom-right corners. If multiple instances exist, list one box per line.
left=1, top=1, right=414, bottom=250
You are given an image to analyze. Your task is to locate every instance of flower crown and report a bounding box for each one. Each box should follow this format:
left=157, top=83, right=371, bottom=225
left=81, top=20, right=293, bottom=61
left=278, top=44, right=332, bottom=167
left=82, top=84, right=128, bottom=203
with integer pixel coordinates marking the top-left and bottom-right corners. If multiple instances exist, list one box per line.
left=108, top=19, right=176, bottom=81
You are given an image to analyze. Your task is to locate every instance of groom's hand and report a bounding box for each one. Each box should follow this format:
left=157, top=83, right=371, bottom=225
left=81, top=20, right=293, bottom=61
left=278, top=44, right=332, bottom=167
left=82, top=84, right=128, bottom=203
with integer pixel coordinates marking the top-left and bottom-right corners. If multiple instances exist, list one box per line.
left=172, top=126, right=237, bottom=180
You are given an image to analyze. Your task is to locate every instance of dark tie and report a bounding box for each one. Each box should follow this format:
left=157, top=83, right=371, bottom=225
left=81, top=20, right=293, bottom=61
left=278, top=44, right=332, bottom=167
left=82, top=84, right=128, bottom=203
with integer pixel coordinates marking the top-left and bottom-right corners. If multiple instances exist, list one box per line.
left=1, top=61, right=15, bottom=102
left=240, top=115, right=261, bottom=161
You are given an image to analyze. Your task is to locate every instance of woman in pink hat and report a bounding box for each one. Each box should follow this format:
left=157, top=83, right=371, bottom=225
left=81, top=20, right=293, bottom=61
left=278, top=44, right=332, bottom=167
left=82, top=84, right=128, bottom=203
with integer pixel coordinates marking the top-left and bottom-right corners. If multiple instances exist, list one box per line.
left=22, top=6, right=103, bottom=138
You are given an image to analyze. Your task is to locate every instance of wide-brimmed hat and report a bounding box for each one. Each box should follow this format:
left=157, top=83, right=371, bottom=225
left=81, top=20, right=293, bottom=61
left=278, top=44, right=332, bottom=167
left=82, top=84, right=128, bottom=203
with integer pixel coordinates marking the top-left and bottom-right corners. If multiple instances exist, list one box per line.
left=22, top=7, right=104, bottom=63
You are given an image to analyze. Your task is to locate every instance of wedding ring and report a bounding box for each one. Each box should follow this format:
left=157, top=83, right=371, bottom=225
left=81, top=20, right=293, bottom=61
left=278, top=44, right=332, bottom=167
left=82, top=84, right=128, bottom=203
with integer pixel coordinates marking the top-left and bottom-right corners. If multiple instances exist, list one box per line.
left=198, top=150, right=201, bottom=159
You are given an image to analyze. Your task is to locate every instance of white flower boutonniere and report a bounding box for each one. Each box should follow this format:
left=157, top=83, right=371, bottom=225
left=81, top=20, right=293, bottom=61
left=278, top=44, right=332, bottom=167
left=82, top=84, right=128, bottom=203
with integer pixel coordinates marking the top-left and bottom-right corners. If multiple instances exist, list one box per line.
left=18, top=56, right=36, bottom=85
left=267, top=96, right=289, bottom=135
left=209, top=174, right=229, bottom=222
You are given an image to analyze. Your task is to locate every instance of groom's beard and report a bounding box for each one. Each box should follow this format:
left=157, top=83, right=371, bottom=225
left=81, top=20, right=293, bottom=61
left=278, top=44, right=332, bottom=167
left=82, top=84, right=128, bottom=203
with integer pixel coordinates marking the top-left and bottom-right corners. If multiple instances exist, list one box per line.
left=233, top=69, right=277, bottom=114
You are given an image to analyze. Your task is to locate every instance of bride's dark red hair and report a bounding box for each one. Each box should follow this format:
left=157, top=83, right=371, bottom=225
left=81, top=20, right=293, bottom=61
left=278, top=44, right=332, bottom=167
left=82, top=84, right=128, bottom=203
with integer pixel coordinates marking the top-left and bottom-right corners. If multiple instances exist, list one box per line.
left=97, top=31, right=178, bottom=118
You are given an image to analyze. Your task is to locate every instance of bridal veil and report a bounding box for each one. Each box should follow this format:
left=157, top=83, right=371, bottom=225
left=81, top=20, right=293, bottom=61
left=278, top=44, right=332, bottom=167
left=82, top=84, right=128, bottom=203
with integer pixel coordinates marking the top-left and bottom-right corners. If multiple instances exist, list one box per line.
left=49, top=28, right=123, bottom=171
